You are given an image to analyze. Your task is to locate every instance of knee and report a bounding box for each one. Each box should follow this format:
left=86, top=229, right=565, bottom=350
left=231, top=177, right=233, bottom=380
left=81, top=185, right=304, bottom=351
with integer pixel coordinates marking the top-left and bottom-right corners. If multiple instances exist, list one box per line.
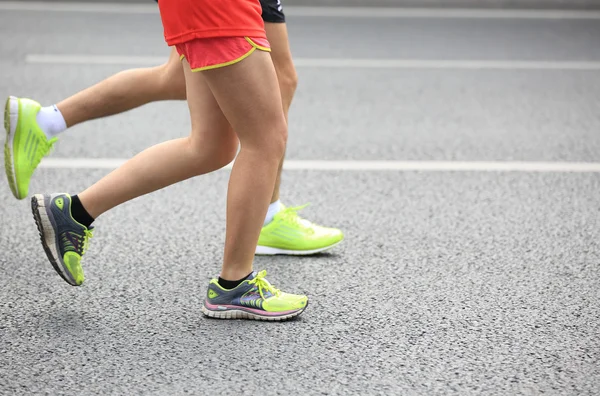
left=158, top=58, right=186, bottom=100
left=277, top=64, right=298, bottom=96
left=263, top=118, right=287, bottom=161
left=188, top=130, right=239, bottom=172
left=216, top=134, right=240, bottom=167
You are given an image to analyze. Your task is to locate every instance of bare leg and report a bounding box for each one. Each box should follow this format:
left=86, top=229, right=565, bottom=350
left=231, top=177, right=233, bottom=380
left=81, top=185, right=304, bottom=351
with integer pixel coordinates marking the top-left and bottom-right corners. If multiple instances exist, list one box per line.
left=265, top=22, right=298, bottom=203
left=77, top=68, right=237, bottom=219
left=57, top=48, right=186, bottom=128
left=200, top=51, right=287, bottom=280
left=77, top=49, right=284, bottom=282
left=49, top=25, right=296, bottom=207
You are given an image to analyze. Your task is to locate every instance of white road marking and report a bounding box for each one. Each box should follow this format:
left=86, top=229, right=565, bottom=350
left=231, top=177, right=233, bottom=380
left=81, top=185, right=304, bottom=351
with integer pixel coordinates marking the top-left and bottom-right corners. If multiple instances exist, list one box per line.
left=1, top=2, right=600, bottom=19
left=26, top=55, right=168, bottom=66
left=0, top=1, right=158, bottom=14
left=287, top=6, right=600, bottom=19
left=39, top=159, right=600, bottom=173
left=24, top=54, right=600, bottom=70
left=293, top=59, right=600, bottom=70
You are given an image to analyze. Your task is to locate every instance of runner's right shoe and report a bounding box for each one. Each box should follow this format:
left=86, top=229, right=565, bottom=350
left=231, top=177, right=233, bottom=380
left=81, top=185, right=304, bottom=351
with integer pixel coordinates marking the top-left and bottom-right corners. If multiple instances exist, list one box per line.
left=31, top=193, right=94, bottom=286
left=202, top=270, right=308, bottom=321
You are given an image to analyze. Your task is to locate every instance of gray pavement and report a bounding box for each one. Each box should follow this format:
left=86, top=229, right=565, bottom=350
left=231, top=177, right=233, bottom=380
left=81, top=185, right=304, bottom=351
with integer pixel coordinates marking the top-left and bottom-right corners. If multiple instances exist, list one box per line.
left=1, top=5, right=600, bottom=396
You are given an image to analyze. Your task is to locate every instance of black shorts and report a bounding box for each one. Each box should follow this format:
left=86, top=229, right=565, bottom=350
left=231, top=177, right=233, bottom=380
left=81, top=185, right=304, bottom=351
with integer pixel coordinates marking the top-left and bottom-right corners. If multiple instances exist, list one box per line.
left=154, top=0, right=285, bottom=24
left=260, top=0, right=286, bottom=23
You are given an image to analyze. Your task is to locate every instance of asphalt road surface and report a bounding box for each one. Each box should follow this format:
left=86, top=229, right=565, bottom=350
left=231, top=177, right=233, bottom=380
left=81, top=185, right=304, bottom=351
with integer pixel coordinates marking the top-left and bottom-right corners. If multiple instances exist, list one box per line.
left=0, top=3, right=599, bottom=395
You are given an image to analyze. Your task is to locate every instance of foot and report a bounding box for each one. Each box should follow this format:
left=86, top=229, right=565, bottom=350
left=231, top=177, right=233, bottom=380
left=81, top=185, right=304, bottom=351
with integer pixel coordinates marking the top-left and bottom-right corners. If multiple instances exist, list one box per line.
left=31, top=193, right=94, bottom=286
left=202, top=270, right=308, bottom=321
left=256, top=204, right=344, bottom=255
left=4, top=96, right=57, bottom=200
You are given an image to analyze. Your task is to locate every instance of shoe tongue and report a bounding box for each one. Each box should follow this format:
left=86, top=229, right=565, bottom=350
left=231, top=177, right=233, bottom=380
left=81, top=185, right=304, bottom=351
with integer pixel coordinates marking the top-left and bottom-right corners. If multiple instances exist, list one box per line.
left=246, top=271, right=258, bottom=280
left=247, top=271, right=275, bottom=298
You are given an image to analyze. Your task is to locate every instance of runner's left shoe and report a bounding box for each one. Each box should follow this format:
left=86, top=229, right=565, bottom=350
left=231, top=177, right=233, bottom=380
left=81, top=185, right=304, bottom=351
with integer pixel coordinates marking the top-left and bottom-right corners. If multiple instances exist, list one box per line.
left=4, top=96, right=57, bottom=199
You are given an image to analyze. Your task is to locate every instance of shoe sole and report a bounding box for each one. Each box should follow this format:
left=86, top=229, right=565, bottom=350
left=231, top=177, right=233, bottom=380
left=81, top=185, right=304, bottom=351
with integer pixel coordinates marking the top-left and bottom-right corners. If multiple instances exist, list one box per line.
left=31, top=194, right=79, bottom=286
left=201, top=301, right=308, bottom=321
left=4, top=96, right=20, bottom=199
left=255, top=239, right=343, bottom=256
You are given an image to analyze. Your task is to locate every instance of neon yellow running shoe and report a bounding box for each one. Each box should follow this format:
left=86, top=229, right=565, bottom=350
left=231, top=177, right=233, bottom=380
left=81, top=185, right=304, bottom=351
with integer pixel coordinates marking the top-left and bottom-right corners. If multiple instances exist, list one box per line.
left=202, top=270, right=308, bottom=321
left=255, top=204, right=344, bottom=255
left=4, top=96, right=57, bottom=200
left=31, top=193, right=93, bottom=286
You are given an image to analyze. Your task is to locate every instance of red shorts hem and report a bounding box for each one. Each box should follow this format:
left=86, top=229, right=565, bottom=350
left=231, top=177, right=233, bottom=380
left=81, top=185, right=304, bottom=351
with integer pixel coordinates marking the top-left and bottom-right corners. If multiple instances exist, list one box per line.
left=176, top=37, right=271, bottom=71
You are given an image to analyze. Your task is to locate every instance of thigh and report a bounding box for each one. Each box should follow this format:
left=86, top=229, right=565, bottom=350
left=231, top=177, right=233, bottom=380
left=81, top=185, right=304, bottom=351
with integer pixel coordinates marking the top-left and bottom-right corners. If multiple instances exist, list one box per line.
left=181, top=58, right=237, bottom=148
left=198, top=49, right=285, bottom=146
left=264, top=22, right=295, bottom=76
left=166, top=47, right=186, bottom=90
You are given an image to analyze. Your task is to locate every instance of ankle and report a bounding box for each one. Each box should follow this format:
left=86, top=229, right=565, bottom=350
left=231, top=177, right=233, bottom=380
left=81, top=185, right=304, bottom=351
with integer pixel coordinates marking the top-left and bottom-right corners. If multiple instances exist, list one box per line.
left=36, top=105, right=67, bottom=139
left=219, top=267, right=253, bottom=283
left=70, top=195, right=95, bottom=228
left=264, top=200, right=282, bottom=226
left=218, top=271, right=253, bottom=289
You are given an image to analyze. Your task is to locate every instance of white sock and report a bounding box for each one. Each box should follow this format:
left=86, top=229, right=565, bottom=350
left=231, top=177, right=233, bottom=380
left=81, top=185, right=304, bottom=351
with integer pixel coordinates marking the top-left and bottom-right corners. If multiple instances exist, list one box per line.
left=264, top=200, right=282, bottom=226
left=36, top=105, right=67, bottom=139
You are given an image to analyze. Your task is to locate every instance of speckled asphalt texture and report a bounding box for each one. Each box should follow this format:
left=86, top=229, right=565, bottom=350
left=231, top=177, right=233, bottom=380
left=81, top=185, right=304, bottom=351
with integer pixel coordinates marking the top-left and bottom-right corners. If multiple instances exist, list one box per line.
left=1, top=4, right=599, bottom=396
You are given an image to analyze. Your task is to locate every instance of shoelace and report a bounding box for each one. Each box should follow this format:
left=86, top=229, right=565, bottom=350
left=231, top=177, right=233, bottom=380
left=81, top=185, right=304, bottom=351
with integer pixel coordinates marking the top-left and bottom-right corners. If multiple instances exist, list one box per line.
left=248, top=270, right=281, bottom=300
left=78, top=229, right=94, bottom=255
left=31, top=137, right=57, bottom=168
left=279, top=204, right=316, bottom=232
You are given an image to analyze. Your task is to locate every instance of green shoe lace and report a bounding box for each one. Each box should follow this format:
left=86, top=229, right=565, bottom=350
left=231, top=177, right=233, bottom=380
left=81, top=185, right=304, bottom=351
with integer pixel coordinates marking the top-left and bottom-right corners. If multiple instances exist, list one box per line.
left=81, top=229, right=94, bottom=255
left=61, top=228, right=94, bottom=256
left=277, top=204, right=316, bottom=233
left=248, top=270, right=281, bottom=300
left=32, top=136, right=57, bottom=169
